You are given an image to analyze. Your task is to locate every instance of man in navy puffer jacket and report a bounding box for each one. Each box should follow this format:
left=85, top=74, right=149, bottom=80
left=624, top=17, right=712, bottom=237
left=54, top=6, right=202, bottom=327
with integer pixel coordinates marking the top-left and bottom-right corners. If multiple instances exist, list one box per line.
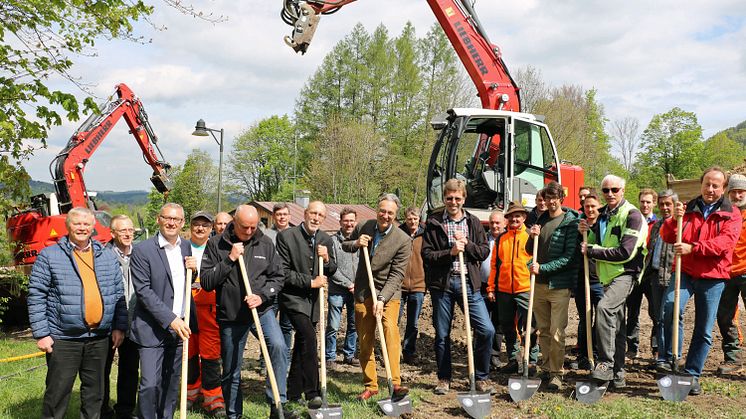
left=28, top=207, right=127, bottom=419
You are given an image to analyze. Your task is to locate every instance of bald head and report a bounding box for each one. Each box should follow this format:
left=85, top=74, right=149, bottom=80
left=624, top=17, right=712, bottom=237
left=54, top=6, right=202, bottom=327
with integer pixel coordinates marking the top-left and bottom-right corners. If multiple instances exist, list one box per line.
left=234, top=205, right=259, bottom=241
left=304, top=200, right=326, bottom=233
left=214, top=211, right=233, bottom=234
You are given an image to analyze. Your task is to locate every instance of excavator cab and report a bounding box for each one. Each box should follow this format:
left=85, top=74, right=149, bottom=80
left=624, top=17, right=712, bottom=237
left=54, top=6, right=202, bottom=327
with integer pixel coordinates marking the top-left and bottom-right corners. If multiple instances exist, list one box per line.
left=427, top=108, right=561, bottom=218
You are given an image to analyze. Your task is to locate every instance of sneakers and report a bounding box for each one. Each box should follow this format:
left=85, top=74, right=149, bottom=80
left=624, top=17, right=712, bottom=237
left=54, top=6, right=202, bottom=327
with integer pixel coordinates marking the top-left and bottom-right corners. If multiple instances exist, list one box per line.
left=547, top=375, right=563, bottom=391
left=433, top=380, right=450, bottom=395
left=343, top=356, right=361, bottom=367
left=655, top=361, right=672, bottom=373
left=475, top=379, right=497, bottom=395
left=591, top=362, right=614, bottom=381
left=402, top=353, right=417, bottom=365
left=571, top=357, right=593, bottom=371
left=611, top=371, right=626, bottom=389
left=626, top=349, right=640, bottom=361
left=689, top=377, right=701, bottom=396
left=490, top=355, right=502, bottom=370
left=717, top=361, right=742, bottom=376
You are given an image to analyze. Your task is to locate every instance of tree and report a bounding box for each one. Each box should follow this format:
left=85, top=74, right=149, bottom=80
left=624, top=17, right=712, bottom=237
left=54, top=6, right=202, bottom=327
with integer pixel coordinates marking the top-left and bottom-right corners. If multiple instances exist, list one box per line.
left=634, top=107, right=703, bottom=189
left=228, top=115, right=295, bottom=201
left=513, top=65, right=548, bottom=114
left=610, top=117, right=640, bottom=173
left=168, top=149, right=218, bottom=218
left=702, top=132, right=745, bottom=171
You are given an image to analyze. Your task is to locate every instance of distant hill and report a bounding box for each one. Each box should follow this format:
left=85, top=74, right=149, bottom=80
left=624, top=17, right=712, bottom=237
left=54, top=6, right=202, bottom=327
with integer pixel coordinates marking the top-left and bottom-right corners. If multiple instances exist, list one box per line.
left=710, top=119, right=746, bottom=146
left=29, top=180, right=149, bottom=206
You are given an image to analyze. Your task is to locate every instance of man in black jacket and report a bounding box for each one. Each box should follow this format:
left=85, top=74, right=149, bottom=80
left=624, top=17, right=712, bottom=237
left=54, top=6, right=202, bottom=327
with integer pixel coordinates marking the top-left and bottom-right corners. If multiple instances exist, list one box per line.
left=277, top=201, right=337, bottom=408
left=200, top=205, right=289, bottom=419
left=421, top=178, right=495, bottom=395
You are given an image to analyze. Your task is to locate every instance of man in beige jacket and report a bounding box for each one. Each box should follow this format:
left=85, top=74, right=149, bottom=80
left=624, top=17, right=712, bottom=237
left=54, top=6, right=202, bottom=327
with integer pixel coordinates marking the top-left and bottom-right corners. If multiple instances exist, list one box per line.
left=343, top=193, right=412, bottom=401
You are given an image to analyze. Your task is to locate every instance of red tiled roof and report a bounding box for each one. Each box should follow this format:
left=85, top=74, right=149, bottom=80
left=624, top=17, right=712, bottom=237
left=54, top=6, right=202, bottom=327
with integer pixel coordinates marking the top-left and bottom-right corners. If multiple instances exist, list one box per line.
left=250, top=201, right=377, bottom=233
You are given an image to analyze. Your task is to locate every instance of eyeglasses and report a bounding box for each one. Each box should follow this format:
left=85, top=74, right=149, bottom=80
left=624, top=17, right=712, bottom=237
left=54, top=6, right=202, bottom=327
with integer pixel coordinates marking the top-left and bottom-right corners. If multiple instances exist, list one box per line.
left=445, top=196, right=464, bottom=202
left=602, top=187, right=621, bottom=194
left=159, top=215, right=184, bottom=223
left=114, top=228, right=135, bottom=234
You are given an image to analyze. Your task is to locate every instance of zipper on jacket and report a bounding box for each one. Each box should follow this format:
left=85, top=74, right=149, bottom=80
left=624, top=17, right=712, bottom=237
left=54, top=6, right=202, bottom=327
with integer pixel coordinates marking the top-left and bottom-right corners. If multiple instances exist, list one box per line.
left=511, top=231, right=517, bottom=294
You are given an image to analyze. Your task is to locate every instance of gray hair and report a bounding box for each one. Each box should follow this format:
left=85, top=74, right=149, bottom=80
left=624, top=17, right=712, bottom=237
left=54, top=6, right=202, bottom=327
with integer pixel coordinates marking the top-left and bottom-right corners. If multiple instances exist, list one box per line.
left=159, top=202, right=184, bottom=217
left=658, top=189, right=679, bottom=202
left=601, top=174, right=626, bottom=188
left=110, top=214, right=132, bottom=230
left=378, top=193, right=401, bottom=210
left=66, top=207, right=95, bottom=228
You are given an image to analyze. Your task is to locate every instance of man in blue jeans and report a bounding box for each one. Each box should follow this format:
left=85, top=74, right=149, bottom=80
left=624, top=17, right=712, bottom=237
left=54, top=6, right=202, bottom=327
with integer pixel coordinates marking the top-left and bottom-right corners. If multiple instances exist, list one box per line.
left=422, top=178, right=495, bottom=395
left=326, top=207, right=359, bottom=368
left=200, top=205, right=293, bottom=419
left=658, top=167, right=741, bottom=395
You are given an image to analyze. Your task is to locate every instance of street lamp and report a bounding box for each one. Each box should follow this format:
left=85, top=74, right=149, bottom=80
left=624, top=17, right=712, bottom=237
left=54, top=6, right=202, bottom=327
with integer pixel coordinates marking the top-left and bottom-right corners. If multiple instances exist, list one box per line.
left=192, top=119, right=224, bottom=212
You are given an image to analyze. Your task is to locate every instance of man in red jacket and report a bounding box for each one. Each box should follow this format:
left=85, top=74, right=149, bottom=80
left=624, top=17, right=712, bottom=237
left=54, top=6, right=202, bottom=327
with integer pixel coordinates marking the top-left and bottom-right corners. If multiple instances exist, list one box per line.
left=658, top=167, right=742, bottom=395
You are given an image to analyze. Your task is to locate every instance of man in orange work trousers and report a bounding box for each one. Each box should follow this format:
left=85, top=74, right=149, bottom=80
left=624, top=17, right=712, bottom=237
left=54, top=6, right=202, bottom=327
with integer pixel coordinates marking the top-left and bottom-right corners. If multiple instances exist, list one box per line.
left=186, top=211, right=226, bottom=416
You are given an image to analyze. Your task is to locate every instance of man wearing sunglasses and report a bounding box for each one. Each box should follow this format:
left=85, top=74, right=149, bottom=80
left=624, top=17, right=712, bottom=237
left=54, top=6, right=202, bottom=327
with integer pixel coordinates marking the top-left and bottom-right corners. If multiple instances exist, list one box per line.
left=579, top=175, right=647, bottom=389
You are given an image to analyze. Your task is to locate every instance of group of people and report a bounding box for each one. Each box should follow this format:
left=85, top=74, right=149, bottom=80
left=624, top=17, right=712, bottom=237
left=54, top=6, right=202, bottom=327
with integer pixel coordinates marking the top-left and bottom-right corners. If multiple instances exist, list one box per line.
left=26, top=166, right=746, bottom=419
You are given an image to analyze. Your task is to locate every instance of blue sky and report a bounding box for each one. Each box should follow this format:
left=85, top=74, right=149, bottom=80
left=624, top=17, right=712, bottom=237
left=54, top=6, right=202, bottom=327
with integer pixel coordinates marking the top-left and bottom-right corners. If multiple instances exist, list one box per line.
left=22, top=0, right=746, bottom=191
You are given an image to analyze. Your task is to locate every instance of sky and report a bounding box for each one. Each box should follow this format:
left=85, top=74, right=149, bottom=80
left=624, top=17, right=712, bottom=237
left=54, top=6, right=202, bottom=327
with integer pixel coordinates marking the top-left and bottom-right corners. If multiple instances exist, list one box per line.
left=22, top=0, right=746, bottom=192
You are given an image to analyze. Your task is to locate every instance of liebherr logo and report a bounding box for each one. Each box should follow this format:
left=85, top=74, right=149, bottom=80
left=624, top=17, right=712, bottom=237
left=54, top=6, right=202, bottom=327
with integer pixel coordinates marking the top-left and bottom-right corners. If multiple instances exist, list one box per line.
left=84, top=120, right=113, bottom=154
left=454, top=21, right=489, bottom=76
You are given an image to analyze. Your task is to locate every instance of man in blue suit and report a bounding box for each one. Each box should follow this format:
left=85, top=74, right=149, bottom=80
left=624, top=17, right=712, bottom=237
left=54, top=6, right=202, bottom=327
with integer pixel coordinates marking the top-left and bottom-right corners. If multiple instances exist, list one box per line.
left=130, top=203, right=197, bottom=419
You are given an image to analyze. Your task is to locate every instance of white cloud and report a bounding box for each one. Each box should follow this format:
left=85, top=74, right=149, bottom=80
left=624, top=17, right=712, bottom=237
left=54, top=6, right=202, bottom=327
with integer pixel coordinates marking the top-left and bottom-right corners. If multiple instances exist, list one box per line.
left=23, top=0, right=746, bottom=191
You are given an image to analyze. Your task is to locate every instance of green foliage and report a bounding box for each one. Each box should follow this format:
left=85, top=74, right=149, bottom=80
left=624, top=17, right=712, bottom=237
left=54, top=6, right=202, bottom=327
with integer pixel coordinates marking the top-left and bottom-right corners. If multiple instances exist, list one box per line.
left=143, top=187, right=166, bottom=233
left=702, top=131, right=745, bottom=170
left=633, top=107, right=704, bottom=190
left=227, top=115, right=295, bottom=201
left=0, top=1, right=153, bottom=214
left=168, top=149, right=218, bottom=218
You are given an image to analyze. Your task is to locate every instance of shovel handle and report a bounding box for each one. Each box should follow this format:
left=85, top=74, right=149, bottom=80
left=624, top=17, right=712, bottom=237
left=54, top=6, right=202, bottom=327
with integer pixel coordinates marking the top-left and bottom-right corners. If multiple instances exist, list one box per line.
left=672, top=211, right=683, bottom=367
left=523, top=238, right=539, bottom=371
left=318, top=256, right=328, bottom=402
left=582, top=231, right=594, bottom=369
left=179, top=268, right=193, bottom=419
left=362, top=246, right=395, bottom=393
left=238, top=256, right=283, bottom=415
left=458, top=252, right=477, bottom=390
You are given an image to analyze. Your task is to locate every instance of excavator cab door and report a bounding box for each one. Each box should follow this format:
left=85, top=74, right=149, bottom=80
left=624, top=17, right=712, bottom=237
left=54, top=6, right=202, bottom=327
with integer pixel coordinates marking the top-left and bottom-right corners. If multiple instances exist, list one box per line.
left=506, top=118, right=560, bottom=207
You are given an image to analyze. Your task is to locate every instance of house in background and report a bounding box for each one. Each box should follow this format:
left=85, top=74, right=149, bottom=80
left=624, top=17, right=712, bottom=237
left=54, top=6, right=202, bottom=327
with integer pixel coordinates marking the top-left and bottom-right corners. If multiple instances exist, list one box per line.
left=248, top=201, right=377, bottom=234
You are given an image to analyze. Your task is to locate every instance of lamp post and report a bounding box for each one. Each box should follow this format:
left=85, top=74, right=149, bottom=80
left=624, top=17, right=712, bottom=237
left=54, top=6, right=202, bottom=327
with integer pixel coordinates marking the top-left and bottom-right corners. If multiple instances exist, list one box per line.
left=192, top=119, right=224, bottom=212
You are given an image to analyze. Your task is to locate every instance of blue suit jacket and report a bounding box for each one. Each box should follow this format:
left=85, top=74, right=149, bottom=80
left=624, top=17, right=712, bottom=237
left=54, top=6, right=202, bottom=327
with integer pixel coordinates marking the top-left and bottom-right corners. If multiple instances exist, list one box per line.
left=129, top=234, right=197, bottom=347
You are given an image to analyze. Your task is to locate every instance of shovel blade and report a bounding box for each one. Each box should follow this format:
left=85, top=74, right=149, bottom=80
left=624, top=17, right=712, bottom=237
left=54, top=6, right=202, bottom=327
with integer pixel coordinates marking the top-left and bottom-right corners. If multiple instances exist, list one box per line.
left=657, top=374, right=692, bottom=402
left=377, top=396, right=412, bottom=417
left=308, top=405, right=343, bottom=419
left=457, top=392, right=492, bottom=419
left=508, top=376, right=541, bottom=402
left=575, top=380, right=607, bottom=404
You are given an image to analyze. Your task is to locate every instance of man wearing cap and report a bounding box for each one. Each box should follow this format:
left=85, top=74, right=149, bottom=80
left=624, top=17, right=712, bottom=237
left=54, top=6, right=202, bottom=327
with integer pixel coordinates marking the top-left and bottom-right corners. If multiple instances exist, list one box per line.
left=527, top=181, right=581, bottom=391
left=486, top=201, right=538, bottom=376
left=186, top=211, right=226, bottom=416
left=715, top=173, right=746, bottom=375
left=658, top=167, right=741, bottom=395
left=422, top=179, right=495, bottom=395
left=579, top=174, right=647, bottom=389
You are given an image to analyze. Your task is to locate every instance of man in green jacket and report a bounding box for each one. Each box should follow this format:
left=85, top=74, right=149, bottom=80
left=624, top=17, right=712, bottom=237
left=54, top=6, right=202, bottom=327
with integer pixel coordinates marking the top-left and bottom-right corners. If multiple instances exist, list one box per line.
left=580, top=175, right=647, bottom=389
left=527, top=181, right=580, bottom=391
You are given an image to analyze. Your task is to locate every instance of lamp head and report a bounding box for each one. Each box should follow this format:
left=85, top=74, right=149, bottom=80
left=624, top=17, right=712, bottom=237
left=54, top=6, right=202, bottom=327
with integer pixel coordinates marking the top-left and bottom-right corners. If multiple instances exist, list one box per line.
left=192, top=119, right=209, bottom=137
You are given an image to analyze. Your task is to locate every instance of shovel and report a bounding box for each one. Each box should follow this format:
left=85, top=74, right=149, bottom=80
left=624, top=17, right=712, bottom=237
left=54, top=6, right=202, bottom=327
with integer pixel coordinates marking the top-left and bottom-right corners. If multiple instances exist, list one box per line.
left=237, top=257, right=285, bottom=418
left=179, top=268, right=193, bottom=419
left=575, top=231, right=608, bottom=404
left=455, top=251, right=492, bottom=418
left=309, top=257, right=344, bottom=418
left=657, top=214, right=693, bottom=402
left=362, top=246, right=412, bottom=417
left=508, top=239, right=541, bottom=402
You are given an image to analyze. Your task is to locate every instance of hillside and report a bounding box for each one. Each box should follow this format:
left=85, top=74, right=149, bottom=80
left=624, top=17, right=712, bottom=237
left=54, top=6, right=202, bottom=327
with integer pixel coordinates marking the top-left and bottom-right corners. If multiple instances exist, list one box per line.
left=29, top=180, right=149, bottom=206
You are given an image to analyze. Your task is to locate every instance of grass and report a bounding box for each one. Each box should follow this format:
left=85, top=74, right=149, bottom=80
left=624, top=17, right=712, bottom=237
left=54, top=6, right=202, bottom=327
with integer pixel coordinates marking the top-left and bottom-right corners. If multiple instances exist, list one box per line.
left=2, top=336, right=746, bottom=418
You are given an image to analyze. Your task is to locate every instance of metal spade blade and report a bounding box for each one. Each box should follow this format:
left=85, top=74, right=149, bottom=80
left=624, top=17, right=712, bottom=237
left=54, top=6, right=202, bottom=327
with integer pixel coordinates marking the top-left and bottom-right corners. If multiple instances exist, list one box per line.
left=575, top=380, right=608, bottom=404
left=657, top=374, right=693, bottom=402
left=457, top=391, right=492, bottom=418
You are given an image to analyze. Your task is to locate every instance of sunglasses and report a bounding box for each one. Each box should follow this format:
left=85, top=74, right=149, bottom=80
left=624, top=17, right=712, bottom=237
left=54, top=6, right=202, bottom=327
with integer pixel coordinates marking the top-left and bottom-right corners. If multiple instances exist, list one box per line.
left=602, top=187, right=621, bottom=194
left=445, top=196, right=464, bottom=202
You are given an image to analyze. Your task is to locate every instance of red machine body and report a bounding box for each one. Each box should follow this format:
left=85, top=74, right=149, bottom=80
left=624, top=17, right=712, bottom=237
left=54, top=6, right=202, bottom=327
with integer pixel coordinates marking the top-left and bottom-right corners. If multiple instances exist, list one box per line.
left=7, top=84, right=171, bottom=268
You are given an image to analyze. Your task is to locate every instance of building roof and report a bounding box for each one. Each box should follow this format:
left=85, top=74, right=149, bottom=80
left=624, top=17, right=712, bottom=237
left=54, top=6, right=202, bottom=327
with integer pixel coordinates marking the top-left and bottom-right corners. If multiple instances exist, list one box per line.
left=249, top=201, right=377, bottom=233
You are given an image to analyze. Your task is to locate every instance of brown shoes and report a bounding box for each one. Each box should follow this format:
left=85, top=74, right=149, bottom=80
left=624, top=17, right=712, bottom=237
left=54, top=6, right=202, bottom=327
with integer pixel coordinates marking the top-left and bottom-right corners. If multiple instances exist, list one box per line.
left=356, top=389, right=379, bottom=401
left=392, top=385, right=409, bottom=400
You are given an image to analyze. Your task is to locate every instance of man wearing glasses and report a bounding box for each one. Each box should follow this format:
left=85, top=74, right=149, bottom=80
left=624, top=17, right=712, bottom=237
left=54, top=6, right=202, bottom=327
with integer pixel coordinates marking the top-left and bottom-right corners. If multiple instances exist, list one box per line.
left=422, top=179, right=495, bottom=395
left=102, top=215, right=140, bottom=418
left=130, top=203, right=198, bottom=418
left=579, top=175, right=647, bottom=389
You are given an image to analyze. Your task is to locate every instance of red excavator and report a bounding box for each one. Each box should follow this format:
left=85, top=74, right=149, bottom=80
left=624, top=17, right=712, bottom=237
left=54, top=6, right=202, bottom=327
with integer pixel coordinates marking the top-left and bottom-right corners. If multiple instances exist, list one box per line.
left=281, top=0, right=584, bottom=218
left=6, top=84, right=171, bottom=269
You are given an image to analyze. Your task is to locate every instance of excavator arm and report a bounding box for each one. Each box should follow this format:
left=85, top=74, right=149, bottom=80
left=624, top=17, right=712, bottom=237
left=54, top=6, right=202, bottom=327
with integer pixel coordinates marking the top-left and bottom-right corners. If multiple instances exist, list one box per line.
left=50, top=83, right=171, bottom=213
left=281, top=0, right=521, bottom=111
